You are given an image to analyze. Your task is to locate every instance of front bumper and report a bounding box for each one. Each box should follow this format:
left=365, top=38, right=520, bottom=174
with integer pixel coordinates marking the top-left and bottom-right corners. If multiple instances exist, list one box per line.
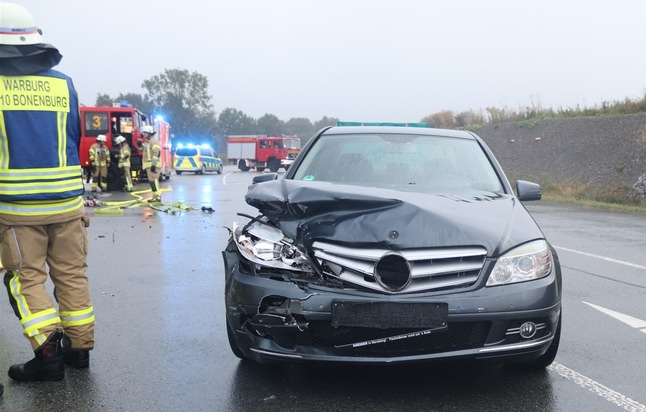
left=222, top=248, right=561, bottom=365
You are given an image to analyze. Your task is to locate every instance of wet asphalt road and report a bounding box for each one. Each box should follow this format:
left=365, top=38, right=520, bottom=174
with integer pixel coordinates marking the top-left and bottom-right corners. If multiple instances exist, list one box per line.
left=1, top=166, right=645, bottom=411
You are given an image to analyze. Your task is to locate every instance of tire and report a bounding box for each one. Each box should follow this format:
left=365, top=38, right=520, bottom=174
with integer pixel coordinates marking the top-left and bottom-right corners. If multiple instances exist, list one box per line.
left=200, top=165, right=206, bottom=175
left=227, top=319, right=245, bottom=359
left=238, top=160, right=249, bottom=172
left=106, top=162, right=124, bottom=191
left=256, top=167, right=265, bottom=172
left=217, top=164, right=223, bottom=174
left=176, top=170, right=182, bottom=175
left=268, top=158, right=280, bottom=173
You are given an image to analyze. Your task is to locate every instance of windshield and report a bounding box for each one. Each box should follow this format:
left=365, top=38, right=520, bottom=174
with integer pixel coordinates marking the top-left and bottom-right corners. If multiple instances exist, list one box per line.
left=292, top=133, right=503, bottom=194
left=284, top=139, right=301, bottom=150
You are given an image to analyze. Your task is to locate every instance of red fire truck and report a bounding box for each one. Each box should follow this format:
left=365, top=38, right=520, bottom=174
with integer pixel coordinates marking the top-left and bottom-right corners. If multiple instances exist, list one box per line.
left=79, top=104, right=172, bottom=190
left=226, top=135, right=301, bottom=172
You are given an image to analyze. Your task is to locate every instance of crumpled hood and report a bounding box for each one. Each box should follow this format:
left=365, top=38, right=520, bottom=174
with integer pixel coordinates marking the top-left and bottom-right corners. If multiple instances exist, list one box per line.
left=245, top=179, right=544, bottom=256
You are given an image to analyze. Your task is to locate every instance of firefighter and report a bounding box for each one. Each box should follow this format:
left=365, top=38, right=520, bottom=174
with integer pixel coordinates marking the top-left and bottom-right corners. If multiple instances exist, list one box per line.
left=140, top=125, right=162, bottom=201
left=89, top=134, right=111, bottom=192
left=115, top=135, right=134, bottom=191
left=0, top=3, right=95, bottom=381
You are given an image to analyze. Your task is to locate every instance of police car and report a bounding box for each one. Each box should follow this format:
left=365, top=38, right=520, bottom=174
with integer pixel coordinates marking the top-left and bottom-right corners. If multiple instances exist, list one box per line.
left=174, top=144, right=223, bottom=175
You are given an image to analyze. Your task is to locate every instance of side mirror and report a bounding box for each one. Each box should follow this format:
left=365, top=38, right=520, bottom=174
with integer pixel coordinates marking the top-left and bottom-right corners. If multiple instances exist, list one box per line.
left=516, top=180, right=542, bottom=201
left=252, top=173, right=278, bottom=184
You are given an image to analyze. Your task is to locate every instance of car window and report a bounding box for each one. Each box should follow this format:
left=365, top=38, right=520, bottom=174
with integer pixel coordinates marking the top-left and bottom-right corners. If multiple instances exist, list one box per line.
left=292, top=133, right=502, bottom=193
left=176, top=148, right=198, bottom=156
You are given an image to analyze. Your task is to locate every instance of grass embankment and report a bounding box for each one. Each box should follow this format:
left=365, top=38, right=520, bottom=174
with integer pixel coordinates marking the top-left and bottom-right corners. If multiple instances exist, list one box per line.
left=540, top=182, right=646, bottom=214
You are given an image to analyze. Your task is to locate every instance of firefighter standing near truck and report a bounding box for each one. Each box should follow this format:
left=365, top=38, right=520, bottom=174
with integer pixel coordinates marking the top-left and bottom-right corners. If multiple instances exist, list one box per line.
left=89, top=134, right=110, bottom=192
left=0, top=2, right=95, bottom=382
left=139, top=125, right=162, bottom=201
left=115, top=135, right=134, bottom=191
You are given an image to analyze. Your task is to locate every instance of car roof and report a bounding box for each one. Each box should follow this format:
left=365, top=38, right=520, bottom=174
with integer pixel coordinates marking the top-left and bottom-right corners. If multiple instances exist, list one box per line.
left=322, top=125, right=477, bottom=140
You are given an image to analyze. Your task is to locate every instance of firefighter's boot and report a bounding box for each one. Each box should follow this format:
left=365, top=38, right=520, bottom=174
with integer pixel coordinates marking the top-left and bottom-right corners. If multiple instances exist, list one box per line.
left=149, top=181, right=161, bottom=201
left=62, top=334, right=90, bottom=369
left=8, top=330, right=65, bottom=381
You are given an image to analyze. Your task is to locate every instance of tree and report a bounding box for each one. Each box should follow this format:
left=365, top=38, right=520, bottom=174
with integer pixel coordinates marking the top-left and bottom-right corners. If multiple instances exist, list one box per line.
left=93, top=93, right=154, bottom=115
left=142, top=68, right=216, bottom=139
left=217, top=108, right=256, bottom=136
left=284, top=117, right=313, bottom=137
left=256, top=113, right=284, bottom=135
left=312, top=116, right=339, bottom=131
left=95, top=93, right=112, bottom=107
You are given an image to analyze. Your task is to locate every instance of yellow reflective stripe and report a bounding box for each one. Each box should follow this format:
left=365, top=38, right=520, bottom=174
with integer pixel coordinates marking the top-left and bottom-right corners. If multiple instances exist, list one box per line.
left=31, top=333, right=47, bottom=346
left=0, top=180, right=83, bottom=195
left=0, top=165, right=82, bottom=179
left=7, top=271, right=31, bottom=319
left=58, top=111, right=67, bottom=167
left=0, top=195, right=83, bottom=216
left=60, top=306, right=95, bottom=327
left=21, top=308, right=61, bottom=334
left=0, top=166, right=83, bottom=195
left=0, top=116, right=7, bottom=169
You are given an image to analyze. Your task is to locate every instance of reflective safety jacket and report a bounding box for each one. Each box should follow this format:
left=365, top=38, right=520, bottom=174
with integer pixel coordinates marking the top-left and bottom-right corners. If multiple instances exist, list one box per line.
left=0, top=69, right=84, bottom=219
left=142, top=137, right=161, bottom=169
left=89, top=143, right=110, bottom=167
left=118, top=144, right=131, bottom=168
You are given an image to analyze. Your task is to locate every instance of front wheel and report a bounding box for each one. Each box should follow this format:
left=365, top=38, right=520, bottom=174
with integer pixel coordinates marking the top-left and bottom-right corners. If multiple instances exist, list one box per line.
left=217, top=164, right=223, bottom=174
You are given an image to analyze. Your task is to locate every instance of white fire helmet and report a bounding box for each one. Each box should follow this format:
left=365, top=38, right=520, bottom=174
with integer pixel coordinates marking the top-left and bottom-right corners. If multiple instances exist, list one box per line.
left=114, top=135, right=126, bottom=145
left=0, top=3, right=43, bottom=46
left=96, top=134, right=107, bottom=142
left=141, top=125, right=154, bottom=134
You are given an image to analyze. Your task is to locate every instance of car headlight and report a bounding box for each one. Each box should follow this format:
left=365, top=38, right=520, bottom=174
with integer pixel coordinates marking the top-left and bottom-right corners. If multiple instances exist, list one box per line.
left=233, top=220, right=312, bottom=271
left=486, top=240, right=552, bottom=286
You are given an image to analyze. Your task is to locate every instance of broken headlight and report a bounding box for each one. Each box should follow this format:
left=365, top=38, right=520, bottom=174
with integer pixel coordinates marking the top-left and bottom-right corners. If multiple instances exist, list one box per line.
left=233, top=219, right=312, bottom=272
left=486, top=240, right=552, bottom=286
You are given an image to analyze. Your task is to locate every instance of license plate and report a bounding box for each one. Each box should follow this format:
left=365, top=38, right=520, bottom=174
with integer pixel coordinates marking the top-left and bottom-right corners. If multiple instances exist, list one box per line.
left=331, top=301, right=448, bottom=329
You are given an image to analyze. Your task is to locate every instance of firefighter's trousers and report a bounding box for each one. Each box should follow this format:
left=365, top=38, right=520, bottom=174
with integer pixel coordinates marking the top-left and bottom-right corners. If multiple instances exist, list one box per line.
left=1, top=219, right=95, bottom=351
left=146, top=167, right=161, bottom=200
left=121, top=166, right=133, bottom=190
left=91, top=164, right=109, bottom=191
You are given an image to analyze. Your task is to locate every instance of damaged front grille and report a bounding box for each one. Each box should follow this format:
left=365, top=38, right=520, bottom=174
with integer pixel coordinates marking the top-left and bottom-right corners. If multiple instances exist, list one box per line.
left=312, top=242, right=487, bottom=294
left=304, top=321, right=490, bottom=356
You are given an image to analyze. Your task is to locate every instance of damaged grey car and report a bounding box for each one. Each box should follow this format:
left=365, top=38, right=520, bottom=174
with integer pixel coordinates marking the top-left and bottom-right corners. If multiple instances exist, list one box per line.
left=222, top=123, right=561, bottom=367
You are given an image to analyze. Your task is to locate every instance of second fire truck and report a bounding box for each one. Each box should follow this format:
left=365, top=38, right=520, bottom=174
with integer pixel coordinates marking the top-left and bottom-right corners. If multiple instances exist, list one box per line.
left=226, top=135, right=301, bottom=172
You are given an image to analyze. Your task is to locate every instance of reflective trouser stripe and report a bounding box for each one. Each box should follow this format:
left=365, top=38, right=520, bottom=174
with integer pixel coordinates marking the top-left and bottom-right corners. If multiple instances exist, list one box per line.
left=21, top=308, right=61, bottom=335
left=60, top=306, right=95, bottom=327
left=8, top=270, right=62, bottom=346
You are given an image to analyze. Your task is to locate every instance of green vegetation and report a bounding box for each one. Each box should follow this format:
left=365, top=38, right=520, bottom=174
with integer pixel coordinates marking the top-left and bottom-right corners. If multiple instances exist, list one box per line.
left=540, top=181, right=646, bottom=214
left=95, top=68, right=338, bottom=151
left=421, top=92, right=646, bottom=129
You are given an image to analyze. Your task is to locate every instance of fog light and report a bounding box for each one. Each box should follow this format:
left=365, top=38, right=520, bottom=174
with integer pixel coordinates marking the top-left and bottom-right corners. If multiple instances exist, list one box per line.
left=519, top=322, right=537, bottom=339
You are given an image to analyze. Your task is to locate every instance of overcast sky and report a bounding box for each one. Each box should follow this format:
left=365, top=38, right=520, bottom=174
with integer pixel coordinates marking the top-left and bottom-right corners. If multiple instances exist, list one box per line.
left=11, top=0, right=646, bottom=123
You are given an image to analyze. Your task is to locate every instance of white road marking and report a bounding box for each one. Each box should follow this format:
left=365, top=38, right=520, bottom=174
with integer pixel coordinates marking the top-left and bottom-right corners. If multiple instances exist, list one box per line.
left=549, top=362, right=646, bottom=411
left=223, top=171, right=235, bottom=185
left=583, top=301, right=646, bottom=334
left=553, top=245, right=646, bottom=271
